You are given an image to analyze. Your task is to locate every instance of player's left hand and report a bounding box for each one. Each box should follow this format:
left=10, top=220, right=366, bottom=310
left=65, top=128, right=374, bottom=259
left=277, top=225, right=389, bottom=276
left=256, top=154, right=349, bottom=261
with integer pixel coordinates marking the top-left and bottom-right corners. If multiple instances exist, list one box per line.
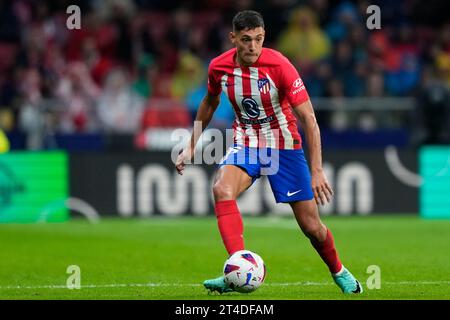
left=311, top=169, right=333, bottom=206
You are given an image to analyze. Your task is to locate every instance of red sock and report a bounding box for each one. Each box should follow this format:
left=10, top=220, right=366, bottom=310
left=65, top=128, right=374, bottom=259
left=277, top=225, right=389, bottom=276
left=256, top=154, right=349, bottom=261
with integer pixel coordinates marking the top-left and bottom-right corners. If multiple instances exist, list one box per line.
left=214, top=200, right=244, bottom=255
left=310, top=228, right=343, bottom=274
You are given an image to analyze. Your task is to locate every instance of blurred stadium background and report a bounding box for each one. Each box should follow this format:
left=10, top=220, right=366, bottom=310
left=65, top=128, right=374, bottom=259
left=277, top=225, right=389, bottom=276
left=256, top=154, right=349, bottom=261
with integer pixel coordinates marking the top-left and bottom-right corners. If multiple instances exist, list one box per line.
left=0, top=0, right=449, bottom=299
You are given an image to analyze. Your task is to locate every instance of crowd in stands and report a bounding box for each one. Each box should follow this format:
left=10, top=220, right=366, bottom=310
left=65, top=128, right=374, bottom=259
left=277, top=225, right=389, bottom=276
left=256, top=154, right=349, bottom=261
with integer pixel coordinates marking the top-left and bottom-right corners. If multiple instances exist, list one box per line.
left=0, top=0, right=449, bottom=149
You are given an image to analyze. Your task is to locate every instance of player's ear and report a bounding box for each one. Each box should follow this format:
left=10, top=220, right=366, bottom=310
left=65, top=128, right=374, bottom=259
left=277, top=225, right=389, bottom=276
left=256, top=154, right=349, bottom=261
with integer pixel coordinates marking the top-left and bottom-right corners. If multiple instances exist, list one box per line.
left=229, top=31, right=236, bottom=44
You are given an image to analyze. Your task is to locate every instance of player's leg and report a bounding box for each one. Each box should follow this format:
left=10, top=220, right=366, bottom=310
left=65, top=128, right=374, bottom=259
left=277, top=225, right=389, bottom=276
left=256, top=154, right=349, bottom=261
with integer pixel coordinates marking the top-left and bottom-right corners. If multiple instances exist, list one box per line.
left=204, top=146, right=259, bottom=294
left=289, top=200, right=338, bottom=270
left=212, top=164, right=253, bottom=255
left=290, top=200, right=362, bottom=294
left=267, top=149, right=362, bottom=294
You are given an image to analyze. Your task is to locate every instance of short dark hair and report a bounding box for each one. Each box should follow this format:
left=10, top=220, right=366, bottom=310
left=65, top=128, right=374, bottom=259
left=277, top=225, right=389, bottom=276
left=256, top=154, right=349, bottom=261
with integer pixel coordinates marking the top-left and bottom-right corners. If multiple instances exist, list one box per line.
left=232, top=10, right=265, bottom=32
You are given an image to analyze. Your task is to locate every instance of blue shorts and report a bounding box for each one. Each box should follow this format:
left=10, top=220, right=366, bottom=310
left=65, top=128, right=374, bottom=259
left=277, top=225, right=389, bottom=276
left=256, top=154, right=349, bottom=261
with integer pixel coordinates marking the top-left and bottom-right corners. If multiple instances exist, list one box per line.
left=219, top=145, right=314, bottom=203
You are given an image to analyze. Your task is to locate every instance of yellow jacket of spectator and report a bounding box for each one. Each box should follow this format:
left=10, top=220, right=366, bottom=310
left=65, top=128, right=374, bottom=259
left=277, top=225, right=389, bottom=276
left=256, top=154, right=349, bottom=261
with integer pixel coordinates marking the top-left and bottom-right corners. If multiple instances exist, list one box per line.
left=277, top=6, right=331, bottom=64
left=0, top=129, right=10, bottom=154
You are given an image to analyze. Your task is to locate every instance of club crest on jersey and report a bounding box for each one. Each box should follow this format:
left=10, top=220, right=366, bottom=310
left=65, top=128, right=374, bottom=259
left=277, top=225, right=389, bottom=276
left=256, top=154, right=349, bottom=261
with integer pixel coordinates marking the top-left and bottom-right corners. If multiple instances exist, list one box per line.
left=241, top=97, right=260, bottom=119
left=257, top=78, right=270, bottom=94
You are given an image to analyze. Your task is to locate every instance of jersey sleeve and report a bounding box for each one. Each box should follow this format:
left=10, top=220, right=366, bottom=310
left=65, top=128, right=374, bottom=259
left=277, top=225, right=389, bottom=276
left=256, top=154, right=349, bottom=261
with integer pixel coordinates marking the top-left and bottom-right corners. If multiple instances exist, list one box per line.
left=279, top=58, right=310, bottom=107
left=207, top=60, right=222, bottom=96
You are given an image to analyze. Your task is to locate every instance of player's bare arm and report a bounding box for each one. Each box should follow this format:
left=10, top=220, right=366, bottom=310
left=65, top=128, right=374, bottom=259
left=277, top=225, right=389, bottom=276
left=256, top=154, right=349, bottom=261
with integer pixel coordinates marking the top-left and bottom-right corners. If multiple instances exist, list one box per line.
left=175, top=93, right=220, bottom=175
left=293, top=99, right=333, bottom=206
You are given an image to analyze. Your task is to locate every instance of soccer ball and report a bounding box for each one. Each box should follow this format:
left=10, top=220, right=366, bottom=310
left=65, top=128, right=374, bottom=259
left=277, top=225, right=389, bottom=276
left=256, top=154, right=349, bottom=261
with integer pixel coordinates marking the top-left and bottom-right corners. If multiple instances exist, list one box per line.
left=223, top=250, right=266, bottom=293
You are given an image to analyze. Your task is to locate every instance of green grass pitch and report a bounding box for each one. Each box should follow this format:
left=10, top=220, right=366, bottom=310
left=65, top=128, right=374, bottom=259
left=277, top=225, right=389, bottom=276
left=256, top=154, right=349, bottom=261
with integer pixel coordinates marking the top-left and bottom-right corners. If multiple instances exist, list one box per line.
left=0, top=215, right=449, bottom=300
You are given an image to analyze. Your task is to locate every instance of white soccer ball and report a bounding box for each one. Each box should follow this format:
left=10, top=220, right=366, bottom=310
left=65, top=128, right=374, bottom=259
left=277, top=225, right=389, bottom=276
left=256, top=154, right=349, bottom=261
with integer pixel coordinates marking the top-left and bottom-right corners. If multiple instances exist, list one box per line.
left=223, top=250, right=266, bottom=293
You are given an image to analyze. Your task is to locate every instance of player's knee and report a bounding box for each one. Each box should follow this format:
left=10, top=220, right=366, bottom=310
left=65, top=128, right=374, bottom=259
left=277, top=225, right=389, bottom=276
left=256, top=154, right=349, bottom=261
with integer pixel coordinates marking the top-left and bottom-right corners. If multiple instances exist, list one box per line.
left=213, top=181, right=235, bottom=201
left=301, top=221, right=324, bottom=241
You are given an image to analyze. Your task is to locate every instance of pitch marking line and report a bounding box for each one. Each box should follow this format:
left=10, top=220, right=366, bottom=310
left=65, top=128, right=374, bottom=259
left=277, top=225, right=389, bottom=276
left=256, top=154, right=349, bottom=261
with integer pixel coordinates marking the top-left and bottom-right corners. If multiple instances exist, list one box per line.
left=0, top=281, right=449, bottom=290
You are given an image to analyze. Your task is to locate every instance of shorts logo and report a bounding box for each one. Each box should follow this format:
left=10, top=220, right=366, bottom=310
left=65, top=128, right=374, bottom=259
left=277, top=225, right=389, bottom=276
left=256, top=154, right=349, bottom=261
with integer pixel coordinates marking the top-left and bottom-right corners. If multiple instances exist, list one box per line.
left=257, top=78, right=271, bottom=94
left=287, top=189, right=302, bottom=197
left=241, top=97, right=260, bottom=119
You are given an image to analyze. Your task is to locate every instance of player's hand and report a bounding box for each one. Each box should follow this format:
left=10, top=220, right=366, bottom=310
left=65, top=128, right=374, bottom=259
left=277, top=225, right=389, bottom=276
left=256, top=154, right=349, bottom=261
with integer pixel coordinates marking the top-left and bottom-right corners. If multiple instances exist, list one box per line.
left=175, top=148, right=194, bottom=175
left=311, top=169, right=333, bottom=206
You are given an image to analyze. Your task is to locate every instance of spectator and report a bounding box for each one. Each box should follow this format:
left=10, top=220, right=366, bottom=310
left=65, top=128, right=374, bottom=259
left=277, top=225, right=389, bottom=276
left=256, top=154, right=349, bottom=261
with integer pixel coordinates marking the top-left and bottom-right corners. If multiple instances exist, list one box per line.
left=303, top=61, right=332, bottom=98
left=414, top=67, right=450, bottom=144
left=276, top=6, right=331, bottom=72
left=185, top=82, right=235, bottom=130
left=81, top=36, right=115, bottom=86
left=366, top=72, right=386, bottom=97
left=132, top=53, right=156, bottom=99
left=167, top=8, right=193, bottom=52
left=171, top=51, right=207, bottom=100
left=329, top=40, right=364, bottom=96
left=54, top=62, right=100, bottom=133
left=97, top=68, right=145, bottom=133
left=384, top=23, right=421, bottom=95
left=17, top=68, right=46, bottom=149
left=360, top=71, right=387, bottom=131
left=325, top=1, right=360, bottom=43
left=433, top=25, right=450, bottom=86
left=326, top=78, right=348, bottom=131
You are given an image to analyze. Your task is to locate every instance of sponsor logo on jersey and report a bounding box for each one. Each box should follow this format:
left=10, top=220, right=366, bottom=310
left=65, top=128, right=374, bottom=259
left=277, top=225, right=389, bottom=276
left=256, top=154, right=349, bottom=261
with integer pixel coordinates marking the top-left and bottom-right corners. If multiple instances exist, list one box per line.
left=293, top=77, right=304, bottom=88
left=292, top=77, right=305, bottom=95
left=241, top=97, right=260, bottom=119
left=240, top=115, right=274, bottom=125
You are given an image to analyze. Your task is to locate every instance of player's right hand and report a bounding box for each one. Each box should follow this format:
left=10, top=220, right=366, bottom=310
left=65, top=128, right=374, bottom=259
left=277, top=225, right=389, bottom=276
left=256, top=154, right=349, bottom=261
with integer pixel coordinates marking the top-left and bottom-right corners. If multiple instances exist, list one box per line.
left=311, top=169, right=334, bottom=206
left=175, top=148, right=194, bottom=175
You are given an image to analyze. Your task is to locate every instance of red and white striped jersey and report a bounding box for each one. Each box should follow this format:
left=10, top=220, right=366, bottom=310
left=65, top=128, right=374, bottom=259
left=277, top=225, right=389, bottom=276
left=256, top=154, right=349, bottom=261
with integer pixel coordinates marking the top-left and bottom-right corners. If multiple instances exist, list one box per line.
left=208, top=47, right=309, bottom=150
